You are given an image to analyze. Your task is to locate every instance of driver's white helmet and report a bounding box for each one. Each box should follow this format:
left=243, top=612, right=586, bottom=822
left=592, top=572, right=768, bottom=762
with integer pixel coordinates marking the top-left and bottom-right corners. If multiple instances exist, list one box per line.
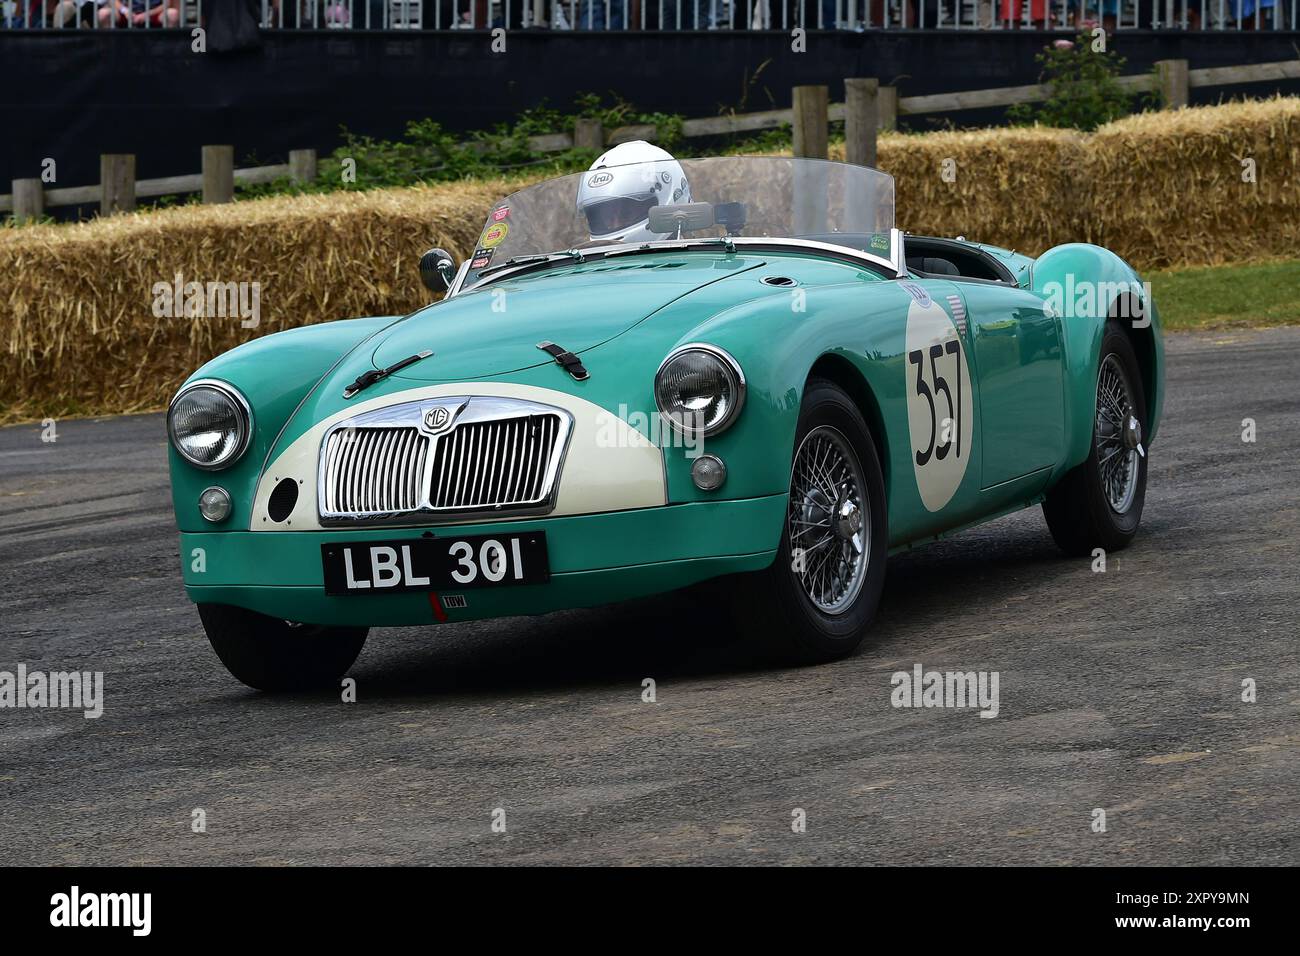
left=576, top=141, right=691, bottom=243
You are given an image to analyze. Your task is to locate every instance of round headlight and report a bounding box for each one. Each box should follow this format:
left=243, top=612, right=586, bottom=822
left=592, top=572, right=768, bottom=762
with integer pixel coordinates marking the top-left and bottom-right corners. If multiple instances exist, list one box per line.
left=654, top=344, right=745, bottom=437
left=167, top=380, right=252, bottom=471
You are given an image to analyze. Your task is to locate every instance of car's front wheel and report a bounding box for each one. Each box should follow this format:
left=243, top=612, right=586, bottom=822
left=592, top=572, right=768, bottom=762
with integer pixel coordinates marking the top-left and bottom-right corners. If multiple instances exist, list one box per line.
left=197, top=604, right=369, bottom=691
left=1042, top=322, right=1149, bottom=556
left=728, top=378, right=888, bottom=665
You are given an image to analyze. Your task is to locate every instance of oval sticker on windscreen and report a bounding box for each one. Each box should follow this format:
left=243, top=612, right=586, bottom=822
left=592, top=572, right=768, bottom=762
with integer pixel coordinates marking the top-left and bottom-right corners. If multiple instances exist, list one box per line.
left=480, top=222, right=509, bottom=248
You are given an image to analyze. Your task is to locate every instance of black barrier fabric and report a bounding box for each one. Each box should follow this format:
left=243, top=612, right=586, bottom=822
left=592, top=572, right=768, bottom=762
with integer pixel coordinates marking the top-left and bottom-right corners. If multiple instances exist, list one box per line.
left=0, top=865, right=1283, bottom=940
left=2, top=30, right=1299, bottom=193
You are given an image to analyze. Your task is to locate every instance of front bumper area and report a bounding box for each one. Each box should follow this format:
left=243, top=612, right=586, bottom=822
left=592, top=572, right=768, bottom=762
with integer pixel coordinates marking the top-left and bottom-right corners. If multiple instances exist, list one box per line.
left=181, top=495, right=784, bottom=627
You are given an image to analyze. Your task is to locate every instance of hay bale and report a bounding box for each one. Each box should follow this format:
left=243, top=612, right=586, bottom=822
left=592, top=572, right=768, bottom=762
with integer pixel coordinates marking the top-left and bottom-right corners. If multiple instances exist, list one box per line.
left=1085, top=96, right=1300, bottom=269
left=0, top=180, right=514, bottom=422
left=879, top=126, right=1088, bottom=255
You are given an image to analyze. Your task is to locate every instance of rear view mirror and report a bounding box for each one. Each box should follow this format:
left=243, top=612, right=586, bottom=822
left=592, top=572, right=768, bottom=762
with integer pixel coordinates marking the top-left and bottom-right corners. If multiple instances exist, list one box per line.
left=419, top=248, right=456, bottom=293
left=714, top=201, right=747, bottom=235
left=648, top=202, right=715, bottom=238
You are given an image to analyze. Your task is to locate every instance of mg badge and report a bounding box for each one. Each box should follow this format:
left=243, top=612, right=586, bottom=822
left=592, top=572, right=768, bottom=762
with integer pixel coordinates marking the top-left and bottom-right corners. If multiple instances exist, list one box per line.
left=424, top=406, right=453, bottom=433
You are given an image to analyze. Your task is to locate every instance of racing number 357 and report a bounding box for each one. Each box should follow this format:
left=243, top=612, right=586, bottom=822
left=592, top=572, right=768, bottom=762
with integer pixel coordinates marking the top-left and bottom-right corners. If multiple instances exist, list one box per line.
left=909, top=338, right=964, bottom=467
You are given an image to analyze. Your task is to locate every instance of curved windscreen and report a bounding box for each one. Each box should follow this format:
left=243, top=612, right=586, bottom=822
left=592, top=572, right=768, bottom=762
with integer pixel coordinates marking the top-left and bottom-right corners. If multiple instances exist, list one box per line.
left=464, top=156, right=895, bottom=284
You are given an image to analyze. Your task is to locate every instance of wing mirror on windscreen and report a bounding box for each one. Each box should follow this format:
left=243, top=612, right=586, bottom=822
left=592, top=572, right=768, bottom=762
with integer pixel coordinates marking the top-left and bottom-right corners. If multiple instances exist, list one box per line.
left=419, top=248, right=457, bottom=294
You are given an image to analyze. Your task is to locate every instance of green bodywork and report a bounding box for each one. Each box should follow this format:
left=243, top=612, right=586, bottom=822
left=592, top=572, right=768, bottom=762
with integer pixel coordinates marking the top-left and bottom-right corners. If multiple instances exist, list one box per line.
left=170, top=241, right=1164, bottom=627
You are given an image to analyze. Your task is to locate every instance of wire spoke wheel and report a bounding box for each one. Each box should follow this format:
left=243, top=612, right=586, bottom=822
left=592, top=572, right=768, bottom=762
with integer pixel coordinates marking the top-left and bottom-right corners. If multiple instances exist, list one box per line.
left=1095, top=353, right=1140, bottom=515
left=787, top=425, right=870, bottom=615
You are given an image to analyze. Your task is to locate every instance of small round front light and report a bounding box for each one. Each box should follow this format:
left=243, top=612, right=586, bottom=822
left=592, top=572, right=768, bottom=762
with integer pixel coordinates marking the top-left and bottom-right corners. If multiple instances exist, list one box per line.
left=654, top=344, right=745, bottom=437
left=691, top=454, right=727, bottom=491
left=168, top=380, right=252, bottom=471
left=198, top=486, right=232, bottom=523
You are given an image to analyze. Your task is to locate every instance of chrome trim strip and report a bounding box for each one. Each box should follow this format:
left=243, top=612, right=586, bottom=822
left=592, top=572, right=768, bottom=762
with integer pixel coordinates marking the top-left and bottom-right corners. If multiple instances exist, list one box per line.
left=460, top=236, right=897, bottom=293
left=446, top=258, right=472, bottom=298
left=889, top=227, right=908, bottom=278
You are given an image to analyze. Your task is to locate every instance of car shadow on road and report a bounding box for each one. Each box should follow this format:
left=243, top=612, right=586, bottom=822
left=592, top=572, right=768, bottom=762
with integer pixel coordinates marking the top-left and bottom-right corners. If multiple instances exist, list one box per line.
left=262, top=517, right=1067, bottom=704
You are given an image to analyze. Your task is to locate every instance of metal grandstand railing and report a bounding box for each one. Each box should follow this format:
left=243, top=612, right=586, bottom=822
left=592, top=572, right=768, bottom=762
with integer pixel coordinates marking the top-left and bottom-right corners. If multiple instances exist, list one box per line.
left=1, top=0, right=1293, bottom=30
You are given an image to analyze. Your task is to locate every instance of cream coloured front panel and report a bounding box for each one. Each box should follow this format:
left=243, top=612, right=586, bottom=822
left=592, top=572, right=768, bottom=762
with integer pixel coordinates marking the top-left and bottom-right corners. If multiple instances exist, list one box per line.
left=249, top=382, right=666, bottom=531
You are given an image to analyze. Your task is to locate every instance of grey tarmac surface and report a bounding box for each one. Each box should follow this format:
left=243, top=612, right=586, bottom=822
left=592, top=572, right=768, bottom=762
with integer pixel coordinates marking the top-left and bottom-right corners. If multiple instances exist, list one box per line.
left=0, top=327, right=1297, bottom=866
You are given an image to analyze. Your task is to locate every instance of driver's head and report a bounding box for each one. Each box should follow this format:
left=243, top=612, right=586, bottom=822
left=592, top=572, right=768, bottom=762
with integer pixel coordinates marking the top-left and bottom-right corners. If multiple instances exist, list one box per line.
left=576, top=141, right=691, bottom=243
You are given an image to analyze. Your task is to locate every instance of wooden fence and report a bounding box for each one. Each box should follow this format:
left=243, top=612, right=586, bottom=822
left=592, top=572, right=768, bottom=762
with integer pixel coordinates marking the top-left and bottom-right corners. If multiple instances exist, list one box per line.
left=3, top=56, right=1297, bottom=223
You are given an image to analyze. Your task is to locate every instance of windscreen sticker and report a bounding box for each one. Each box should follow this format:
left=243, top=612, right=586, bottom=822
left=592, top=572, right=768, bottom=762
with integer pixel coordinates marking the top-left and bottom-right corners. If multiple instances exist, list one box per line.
left=905, top=298, right=973, bottom=512
left=480, top=222, right=509, bottom=248
left=491, top=206, right=510, bottom=222
left=470, top=248, right=494, bottom=269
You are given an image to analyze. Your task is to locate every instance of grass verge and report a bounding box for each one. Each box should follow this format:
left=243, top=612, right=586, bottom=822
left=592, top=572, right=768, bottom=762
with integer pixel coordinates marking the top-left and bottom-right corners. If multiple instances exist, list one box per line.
left=1149, top=259, right=1300, bottom=332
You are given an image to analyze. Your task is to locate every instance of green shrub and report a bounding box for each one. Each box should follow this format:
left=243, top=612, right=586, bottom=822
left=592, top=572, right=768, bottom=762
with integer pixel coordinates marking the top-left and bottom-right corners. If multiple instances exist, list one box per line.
left=1008, top=34, right=1154, bottom=131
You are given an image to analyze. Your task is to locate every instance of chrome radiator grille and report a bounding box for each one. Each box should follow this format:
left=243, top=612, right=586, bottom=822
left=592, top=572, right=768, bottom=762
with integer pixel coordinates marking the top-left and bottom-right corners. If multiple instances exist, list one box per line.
left=429, top=414, right=561, bottom=510
left=321, top=426, right=426, bottom=516
left=317, top=396, right=571, bottom=524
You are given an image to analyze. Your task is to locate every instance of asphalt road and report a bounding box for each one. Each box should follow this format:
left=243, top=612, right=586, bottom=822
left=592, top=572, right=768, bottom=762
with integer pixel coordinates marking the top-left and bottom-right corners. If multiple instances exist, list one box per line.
left=1, top=328, right=1297, bottom=866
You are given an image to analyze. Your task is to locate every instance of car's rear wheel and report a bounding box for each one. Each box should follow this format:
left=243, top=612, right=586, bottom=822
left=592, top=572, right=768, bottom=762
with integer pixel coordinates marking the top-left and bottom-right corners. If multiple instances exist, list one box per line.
left=197, top=603, right=368, bottom=692
left=728, top=378, right=888, bottom=664
left=1042, top=322, right=1149, bottom=556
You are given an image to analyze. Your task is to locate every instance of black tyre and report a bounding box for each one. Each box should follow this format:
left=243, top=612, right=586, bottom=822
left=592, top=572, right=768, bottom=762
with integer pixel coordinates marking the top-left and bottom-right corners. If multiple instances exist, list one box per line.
left=729, top=378, right=888, bottom=664
left=197, top=603, right=369, bottom=692
left=1042, top=322, right=1149, bottom=556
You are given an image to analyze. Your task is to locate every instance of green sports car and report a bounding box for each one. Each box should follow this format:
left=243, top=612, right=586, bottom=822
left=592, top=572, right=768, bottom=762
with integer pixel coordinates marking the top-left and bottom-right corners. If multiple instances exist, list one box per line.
left=166, top=153, right=1163, bottom=690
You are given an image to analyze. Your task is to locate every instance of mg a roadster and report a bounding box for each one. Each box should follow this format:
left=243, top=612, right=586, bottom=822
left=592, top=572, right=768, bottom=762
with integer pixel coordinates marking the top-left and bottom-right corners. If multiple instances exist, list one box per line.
left=167, top=149, right=1163, bottom=690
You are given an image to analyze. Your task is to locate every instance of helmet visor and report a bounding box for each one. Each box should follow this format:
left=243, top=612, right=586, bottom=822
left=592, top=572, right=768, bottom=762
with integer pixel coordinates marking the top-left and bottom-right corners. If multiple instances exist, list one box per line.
left=584, top=195, right=658, bottom=236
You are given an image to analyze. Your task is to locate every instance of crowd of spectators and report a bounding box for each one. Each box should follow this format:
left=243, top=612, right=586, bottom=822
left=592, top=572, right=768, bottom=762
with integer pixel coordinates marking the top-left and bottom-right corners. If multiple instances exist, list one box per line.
left=1, top=0, right=1290, bottom=29
left=2, top=0, right=180, bottom=26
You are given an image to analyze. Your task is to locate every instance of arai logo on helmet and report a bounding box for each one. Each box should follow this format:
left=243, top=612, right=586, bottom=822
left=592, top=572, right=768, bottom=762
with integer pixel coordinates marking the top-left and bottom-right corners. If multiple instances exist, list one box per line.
left=588, top=171, right=614, bottom=188
left=423, top=406, right=453, bottom=433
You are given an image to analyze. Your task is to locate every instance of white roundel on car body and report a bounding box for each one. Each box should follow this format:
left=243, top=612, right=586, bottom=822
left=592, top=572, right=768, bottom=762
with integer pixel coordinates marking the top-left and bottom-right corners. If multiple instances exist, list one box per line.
left=904, top=296, right=974, bottom=512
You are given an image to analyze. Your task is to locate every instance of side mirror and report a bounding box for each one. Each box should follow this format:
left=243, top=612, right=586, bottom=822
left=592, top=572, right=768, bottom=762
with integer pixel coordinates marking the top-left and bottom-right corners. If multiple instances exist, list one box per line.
left=419, top=248, right=456, bottom=293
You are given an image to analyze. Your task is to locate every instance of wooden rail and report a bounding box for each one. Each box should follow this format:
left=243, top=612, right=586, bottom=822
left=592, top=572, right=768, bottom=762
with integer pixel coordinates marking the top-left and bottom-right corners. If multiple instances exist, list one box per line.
left=4, top=56, right=1296, bottom=223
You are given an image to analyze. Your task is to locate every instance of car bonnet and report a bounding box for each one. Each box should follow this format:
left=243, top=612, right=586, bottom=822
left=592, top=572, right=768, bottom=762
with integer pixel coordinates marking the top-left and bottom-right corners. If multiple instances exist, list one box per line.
left=367, top=254, right=767, bottom=382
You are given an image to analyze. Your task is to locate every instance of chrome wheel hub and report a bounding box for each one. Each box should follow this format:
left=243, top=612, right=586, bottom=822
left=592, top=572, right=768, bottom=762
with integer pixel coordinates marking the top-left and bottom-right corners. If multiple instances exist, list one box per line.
left=787, top=425, right=870, bottom=615
left=835, top=498, right=863, bottom=540
left=1122, top=414, right=1142, bottom=452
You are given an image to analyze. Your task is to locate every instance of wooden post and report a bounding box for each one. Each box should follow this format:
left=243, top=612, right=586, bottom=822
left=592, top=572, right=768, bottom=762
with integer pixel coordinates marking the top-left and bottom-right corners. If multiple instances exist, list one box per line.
left=1155, top=59, right=1189, bottom=109
left=878, top=86, right=898, bottom=131
left=792, top=85, right=829, bottom=160
left=844, top=78, right=880, bottom=167
left=573, top=118, right=604, bottom=152
left=11, top=179, right=44, bottom=224
left=289, top=149, right=318, bottom=185
left=100, top=154, right=136, bottom=215
left=202, top=145, right=235, bottom=204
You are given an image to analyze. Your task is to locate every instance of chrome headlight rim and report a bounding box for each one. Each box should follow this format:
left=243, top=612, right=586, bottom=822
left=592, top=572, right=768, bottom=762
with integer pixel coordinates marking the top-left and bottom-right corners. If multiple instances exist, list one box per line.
left=167, top=378, right=254, bottom=472
left=654, top=342, right=747, bottom=438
